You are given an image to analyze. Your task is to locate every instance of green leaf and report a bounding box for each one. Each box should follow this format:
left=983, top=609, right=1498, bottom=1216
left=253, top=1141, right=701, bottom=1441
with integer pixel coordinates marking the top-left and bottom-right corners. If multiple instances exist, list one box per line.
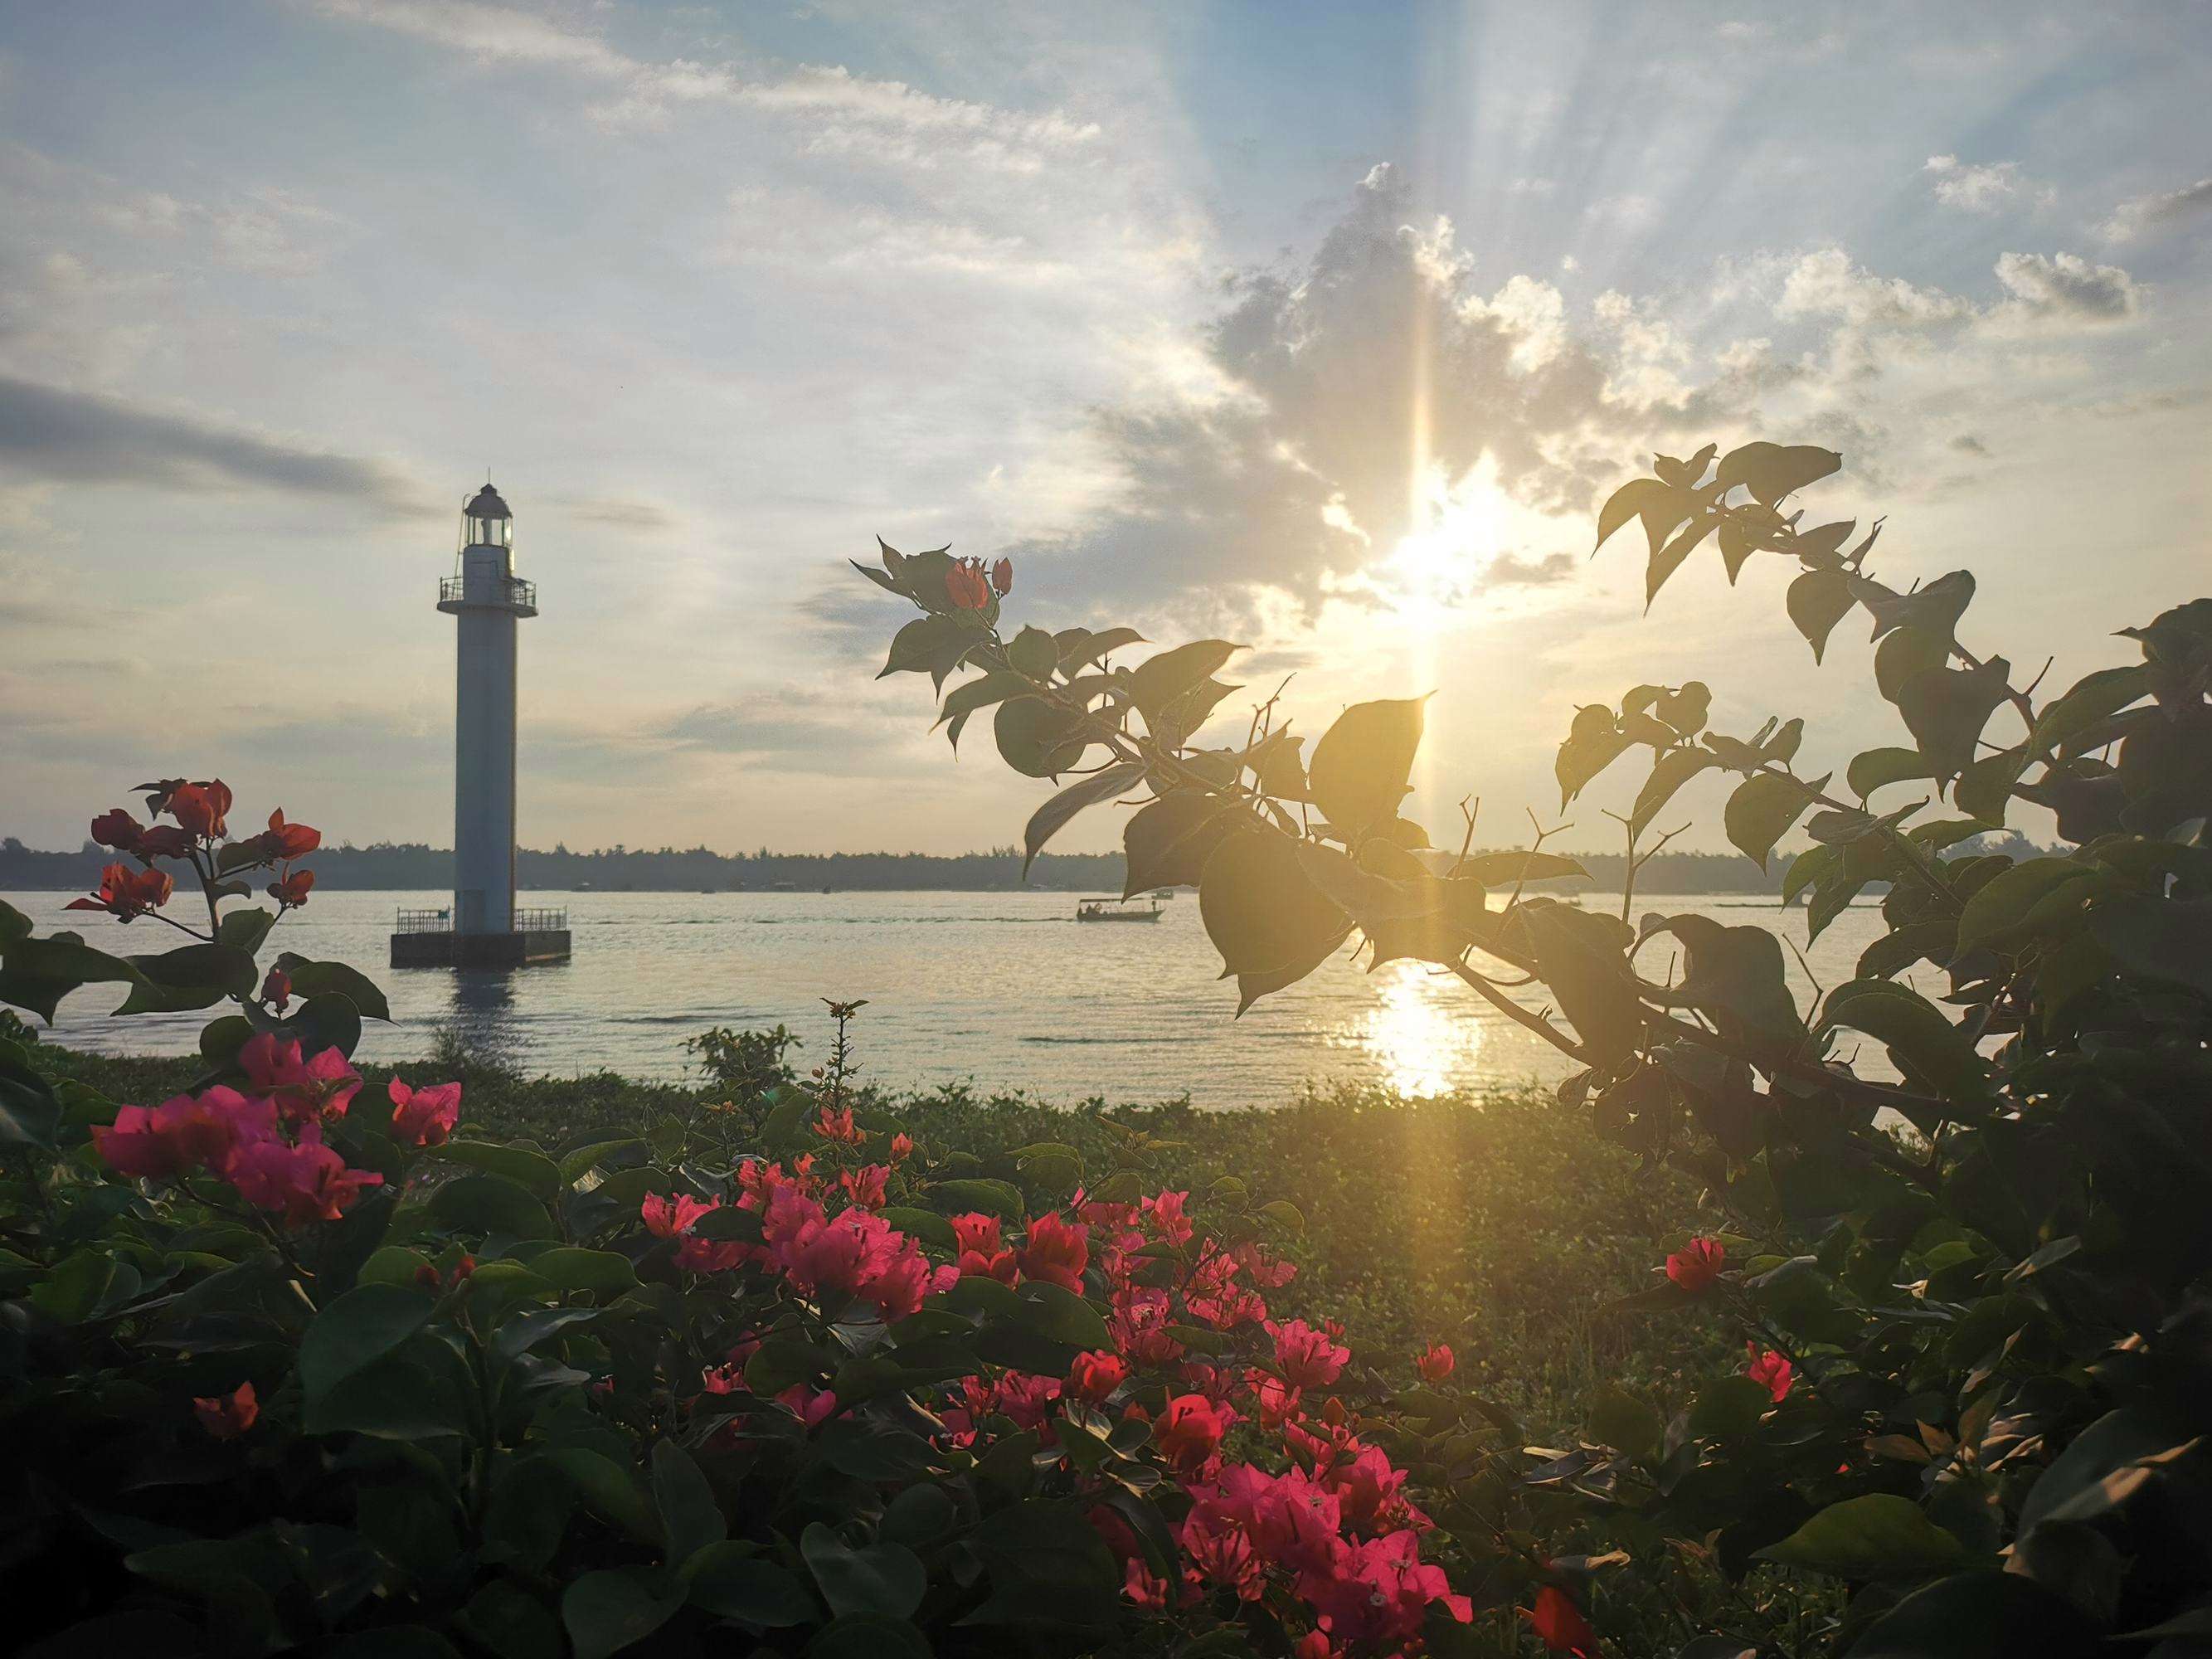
left=1787, top=568, right=1855, bottom=664
left=1647, top=515, right=1717, bottom=606
left=808, top=1617, right=934, bottom=1659
left=0, top=931, right=144, bottom=1022
left=1587, top=1386, right=1662, bottom=1460
left=1754, top=1493, right=1963, bottom=1579
left=1717, top=440, right=1840, bottom=505
left=277, top=990, right=363, bottom=1060
left=1848, top=747, right=1934, bottom=801
left=1060, top=625, right=1145, bottom=671
left=2088, top=897, right=2212, bottom=998
left=561, top=1568, right=685, bottom=1659
left=0, top=1052, right=61, bottom=1148
left=298, top=1283, right=434, bottom=1407
left=1127, top=640, right=1243, bottom=720
left=429, top=1173, right=558, bottom=1240
left=271, top=954, right=392, bottom=1022
left=1841, top=1572, right=2098, bottom=1657
left=1858, top=920, right=1955, bottom=980
left=651, top=1439, right=725, bottom=1565
left=1457, top=850, right=1587, bottom=886
left=1952, top=858, right=2095, bottom=956
left=1873, top=625, right=1951, bottom=704
left=216, top=907, right=278, bottom=957
left=29, top=1249, right=117, bottom=1323
left=547, top=1449, right=663, bottom=1545
left=198, top=1014, right=255, bottom=1068
left=1307, top=698, right=1427, bottom=839
left=1823, top=980, right=1994, bottom=1117
left=685, top=1545, right=819, bottom=1626
left=1198, top=830, right=1349, bottom=1010
left=558, top=1138, right=649, bottom=1184
left=936, top=670, right=1030, bottom=747
left=1631, top=746, right=1718, bottom=834
left=1725, top=771, right=1821, bottom=871
left=437, top=1141, right=562, bottom=1200
left=800, top=1524, right=926, bottom=1620
left=529, top=1247, right=639, bottom=1297
left=1121, top=792, right=1237, bottom=897
left=1017, top=1281, right=1112, bottom=1349
left=1022, top=761, right=1146, bottom=877
left=878, top=613, right=978, bottom=690
left=1593, top=476, right=1694, bottom=557
left=1007, top=625, right=1059, bottom=679
left=1897, top=658, right=2013, bottom=787
left=114, top=943, right=258, bottom=1015
left=2029, top=663, right=2150, bottom=755
left=1688, top=1375, right=1772, bottom=1440
left=1656, top=915, right=1804, bottom=1047
left=994, top=696, right=1089, bottom=778
left=930, top=1177, right=1025, bottom=1220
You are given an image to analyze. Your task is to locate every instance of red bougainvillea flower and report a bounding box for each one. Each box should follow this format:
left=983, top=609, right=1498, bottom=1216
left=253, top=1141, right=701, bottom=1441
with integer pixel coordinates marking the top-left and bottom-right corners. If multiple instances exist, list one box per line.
left=1154, top=1392, right=1232, bottom=1468
left=1416, top=1340, right=1455, bottom=1383
left=94, top=1087, right=274, bottom=1181
left=1269, top=1318, right=1351, bottom=1390
left=1524, top=1584, right=1599, bottom=1656
left=989, top=557, right=1014, bottom=596
left=1066, top=1350, right=1129, bottom=1404
left=1179, top=1507, right=1265, bottom=1600
left=700, top=1363, right=743, bottom=1395
left=1019, top=1210, right=1090, bottom=1292
left=260, top=966, right=292, bottom=1012
left=226, top=1123, right=384, bottom=1227
left=1665, top=1236, right=1726, bottom=1292
left=90, top=808, right=144, bottom=853
left=386, top=1075, right=461, bottom=1147
left=812, top=1104, right=863, bottom=1143
left=1304, top=1529, right=1472, bottom=1646
left=260, top=808, right=320, bottom=860
left=1122, top=1559, right=1168, bottom=1610
left=1295, top=1632, right=1339, bottom=1659
left=193, top=1380, right=258, bottom=1440
left=888, top=1131, right=914, bottom=1162
left=269, top=868, right=316, bottom=908
left=945, top=557, right=993, bottom=610
left=1747, top=1341, right=1795, bottom=1402
left=641, top=1190, right=718, bottom=1238
left=168, top=780, right=231, bottom=839
left=67, top=862, right=174, bottom=919
left=1140, top=1188, right=1194, bottom=1245
left=676, top=1234, right=746, bottom=1273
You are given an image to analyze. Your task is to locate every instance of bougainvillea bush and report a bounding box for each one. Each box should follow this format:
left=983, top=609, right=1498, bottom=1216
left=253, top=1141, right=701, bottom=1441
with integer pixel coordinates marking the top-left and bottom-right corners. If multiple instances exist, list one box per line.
left=0, top=793, right=1495, bottom=1658
left=863, top=442, right=2212, bottom=1657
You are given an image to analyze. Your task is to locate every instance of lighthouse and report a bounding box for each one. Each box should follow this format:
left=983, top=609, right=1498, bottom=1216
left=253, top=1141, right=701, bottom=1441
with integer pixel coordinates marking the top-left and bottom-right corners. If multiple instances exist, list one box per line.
left=391, top=482, right=571, bottom=967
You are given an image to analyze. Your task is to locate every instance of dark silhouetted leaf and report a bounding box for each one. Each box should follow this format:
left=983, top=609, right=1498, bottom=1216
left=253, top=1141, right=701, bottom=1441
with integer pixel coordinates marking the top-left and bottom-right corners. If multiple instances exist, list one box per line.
left=1308, top=698, right=1427, bottom=839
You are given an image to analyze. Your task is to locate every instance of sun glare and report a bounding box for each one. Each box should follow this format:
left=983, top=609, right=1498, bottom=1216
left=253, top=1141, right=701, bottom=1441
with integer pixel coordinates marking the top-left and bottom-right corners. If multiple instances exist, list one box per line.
left=1336, top=958, right=1485, bottom=1097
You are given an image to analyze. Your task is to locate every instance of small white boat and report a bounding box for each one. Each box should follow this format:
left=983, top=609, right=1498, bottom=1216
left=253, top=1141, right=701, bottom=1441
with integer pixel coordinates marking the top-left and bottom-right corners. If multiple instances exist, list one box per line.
left=1077, top=896, right=1163, bottom=922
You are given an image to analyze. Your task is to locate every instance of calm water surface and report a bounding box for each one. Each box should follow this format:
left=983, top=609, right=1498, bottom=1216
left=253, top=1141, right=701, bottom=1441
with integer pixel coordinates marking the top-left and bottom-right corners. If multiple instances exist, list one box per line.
left=6, top=889, right=1895, bottom=1108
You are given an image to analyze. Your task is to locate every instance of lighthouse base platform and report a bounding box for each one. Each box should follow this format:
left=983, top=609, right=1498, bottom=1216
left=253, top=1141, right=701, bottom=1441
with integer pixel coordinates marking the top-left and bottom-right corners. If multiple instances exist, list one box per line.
left=390, top=928, right=571, bottom=969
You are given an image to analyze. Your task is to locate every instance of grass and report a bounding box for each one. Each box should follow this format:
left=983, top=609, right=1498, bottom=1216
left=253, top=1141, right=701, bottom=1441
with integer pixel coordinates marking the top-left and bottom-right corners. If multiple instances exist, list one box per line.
left=28, top=1030, right=1719, bottom=1438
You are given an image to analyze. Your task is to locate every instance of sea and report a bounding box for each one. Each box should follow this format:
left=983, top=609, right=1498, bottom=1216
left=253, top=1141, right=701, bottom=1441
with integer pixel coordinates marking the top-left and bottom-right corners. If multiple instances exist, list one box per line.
left=3, top=888, right=1896, bottom=1110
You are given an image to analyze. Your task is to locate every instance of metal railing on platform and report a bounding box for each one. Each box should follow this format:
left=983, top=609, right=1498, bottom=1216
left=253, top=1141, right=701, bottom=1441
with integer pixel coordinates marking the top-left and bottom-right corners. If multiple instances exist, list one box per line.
left=438, top=575, right=536, bottom=608
left=395, top=907, right=567, bottom=934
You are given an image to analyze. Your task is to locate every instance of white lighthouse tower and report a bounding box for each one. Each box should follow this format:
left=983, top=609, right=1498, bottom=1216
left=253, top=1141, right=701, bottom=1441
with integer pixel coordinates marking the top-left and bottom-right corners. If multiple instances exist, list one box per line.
left=391, top=482, right=569, bottom=966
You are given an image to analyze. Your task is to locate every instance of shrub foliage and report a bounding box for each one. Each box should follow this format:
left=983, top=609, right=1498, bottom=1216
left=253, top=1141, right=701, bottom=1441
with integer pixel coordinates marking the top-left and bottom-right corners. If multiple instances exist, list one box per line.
left=858, top=443, right=2212, bottom=1655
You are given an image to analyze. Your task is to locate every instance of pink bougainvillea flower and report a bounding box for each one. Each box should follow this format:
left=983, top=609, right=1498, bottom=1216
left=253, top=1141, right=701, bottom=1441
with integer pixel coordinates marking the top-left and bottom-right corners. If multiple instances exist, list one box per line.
left=1747, top=1341, right=1795, bottom=1402
left=1179, top=1507, right=1264, bottom=1600
left=640, top=1190, right=718, bottom=1238
left=1524, top=1584, right=1600, bottom=1656
left=989, top=557, right=1014, bottom=596
left=94, top=1087, right=273, bottom=1181
left=193, top=1380, right=258, bottom=1440
left=1268, top=1318, right=1350, bottom=1390
left=225, top=1123, right=383, bottom=1227
left=776, top=1383, right=839, bottom=1428
left=1665, top=1236, right=1726, bottom=1292
left=700, top=1363, right=743, bottom=1395
left=812, top=1104, right=863, bottom=1144
left=1304, top=1529, right=1471, bottom=1647
left=241, top=1034, right=362, bottom=1124
left=268, top=868, right=316, bottom=908
left=1122, top=1558, right=1168, bottom=1610
left=1018, top=1211, right=1090, bottom=1292
left=1154, top=1392, right=1232, bottom=1469
left=167, top=780, right=231, bottom=839
left=945, top=558, right=992, bottom=611
left=1295, top=1632, right=1339, bottom=1659
left=1415, top=1340, right=1455, bottom=1383
left=1066, top=1350, right=1128, bottom=1404
left=89, top=807, right=144, bottom=854
left=1140, top=1189, right=1194, bottom=1245
left=386, top=1076, right=460, bottom=1147
left=675, top=1235, right=746, bottom=1273
left=839, top=1164, right=889, bottom=1209
left=260, top=808, right=320, bottom=859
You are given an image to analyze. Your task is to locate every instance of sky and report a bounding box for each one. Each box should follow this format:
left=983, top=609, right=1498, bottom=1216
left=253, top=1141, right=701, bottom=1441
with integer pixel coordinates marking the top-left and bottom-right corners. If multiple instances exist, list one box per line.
left=2, top=0, right=2208, bottom=858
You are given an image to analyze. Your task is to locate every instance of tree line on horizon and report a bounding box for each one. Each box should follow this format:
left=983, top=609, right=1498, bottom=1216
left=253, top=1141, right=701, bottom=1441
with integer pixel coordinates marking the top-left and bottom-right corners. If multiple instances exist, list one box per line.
left=0, top=834, right=2006, bottom=895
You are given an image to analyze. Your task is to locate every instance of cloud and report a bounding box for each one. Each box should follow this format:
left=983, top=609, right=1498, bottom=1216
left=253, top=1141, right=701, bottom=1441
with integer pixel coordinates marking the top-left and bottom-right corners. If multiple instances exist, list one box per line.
left=1991, top=250, right=2142, bottom=324
left=0, top=375, right=430, bottom=511
left=559, top=496, right=673, bottom=531
left=659, top=688, right=931, bottom=776
left=1485, top=551, right=1574, bottom=586
left=306, top=0, right=1097, bottom=163
left=1923, top=154, right=2048, bottom=214
left=2101, top=177, right=2212, bottom=242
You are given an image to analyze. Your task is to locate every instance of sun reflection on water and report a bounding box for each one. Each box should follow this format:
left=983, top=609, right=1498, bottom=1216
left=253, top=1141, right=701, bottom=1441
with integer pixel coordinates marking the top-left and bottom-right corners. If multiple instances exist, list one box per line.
left=1333, top=958, right=1485, bottom=1097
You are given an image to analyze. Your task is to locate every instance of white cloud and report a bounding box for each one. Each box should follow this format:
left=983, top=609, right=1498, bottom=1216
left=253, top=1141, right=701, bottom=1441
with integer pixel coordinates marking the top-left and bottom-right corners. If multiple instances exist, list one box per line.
left=1923, top=153, right=2049, bottom=214
left=1991, top=250, right=2142, bottom=324
left=2101, top=177, right=2212, bottom=242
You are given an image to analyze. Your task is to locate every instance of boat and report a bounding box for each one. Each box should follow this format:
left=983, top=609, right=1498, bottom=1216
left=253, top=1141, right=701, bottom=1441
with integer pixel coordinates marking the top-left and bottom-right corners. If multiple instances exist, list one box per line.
left=1077, top=896, right=1163, bottom=922
left=1152, top=888, right=1174, bottom=900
